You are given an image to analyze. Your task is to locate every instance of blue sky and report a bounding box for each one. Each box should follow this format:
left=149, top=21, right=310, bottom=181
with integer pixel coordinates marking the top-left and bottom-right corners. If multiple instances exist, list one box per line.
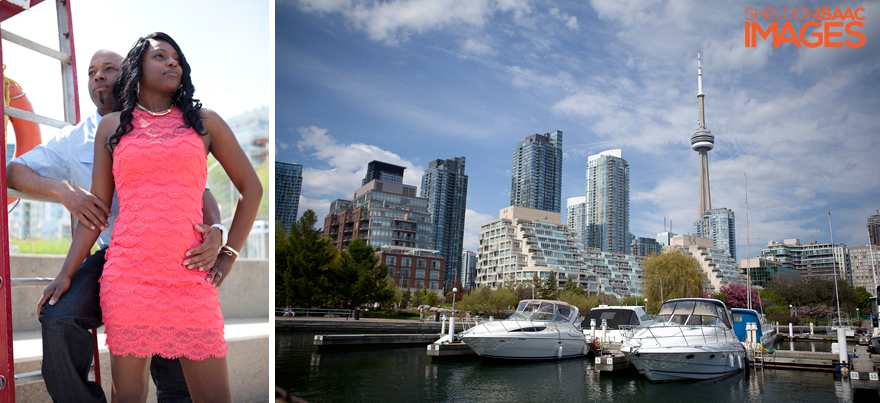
left=277, top=0, right=880, bottom=262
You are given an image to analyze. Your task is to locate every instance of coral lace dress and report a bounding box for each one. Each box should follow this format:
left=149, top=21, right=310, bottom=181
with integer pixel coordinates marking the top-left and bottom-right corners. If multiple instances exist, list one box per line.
left=100, top=107, right=227, bottom=360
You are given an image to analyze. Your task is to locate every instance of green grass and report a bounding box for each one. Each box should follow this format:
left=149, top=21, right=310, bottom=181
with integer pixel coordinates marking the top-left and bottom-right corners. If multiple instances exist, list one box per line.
left=10, top=238, right=99, bottom=255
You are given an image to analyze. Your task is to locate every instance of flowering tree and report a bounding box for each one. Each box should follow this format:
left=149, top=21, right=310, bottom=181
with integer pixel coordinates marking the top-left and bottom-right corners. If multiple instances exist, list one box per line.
left=719, top=284, right=763, bottom=309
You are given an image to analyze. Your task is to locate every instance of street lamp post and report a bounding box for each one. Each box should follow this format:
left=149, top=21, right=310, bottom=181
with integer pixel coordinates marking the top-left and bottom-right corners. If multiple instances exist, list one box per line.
left=452, top=287, right=458, bottom=312
left=644, top=298, right=648, bottom=313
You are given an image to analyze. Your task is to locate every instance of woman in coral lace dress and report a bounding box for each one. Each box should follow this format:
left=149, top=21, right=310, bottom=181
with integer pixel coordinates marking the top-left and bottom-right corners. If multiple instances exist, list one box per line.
left=41, top=32, right=261, bottom=402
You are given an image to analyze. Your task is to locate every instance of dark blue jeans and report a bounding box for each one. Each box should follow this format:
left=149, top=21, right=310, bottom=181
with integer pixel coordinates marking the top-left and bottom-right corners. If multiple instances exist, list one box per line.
left=39, top=249, right=192, bottom=402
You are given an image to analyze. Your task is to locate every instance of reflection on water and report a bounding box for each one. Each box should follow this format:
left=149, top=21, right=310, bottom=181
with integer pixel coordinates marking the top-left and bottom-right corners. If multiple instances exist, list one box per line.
left=276, top=331, right=879, bottom=403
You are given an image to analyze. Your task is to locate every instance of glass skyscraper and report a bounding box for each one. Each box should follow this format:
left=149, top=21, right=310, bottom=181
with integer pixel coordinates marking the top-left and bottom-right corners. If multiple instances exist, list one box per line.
left=566, top=196, right=587, bottom=244
left=510, top=130, right=563, bottom=213
left=275, top=161, right=302, bottom=232
left=693, top=208, right=736, bottom=259
left=420, top=157, right=468, bottom=288
left=362, top=160, right=405, bottom=186
left=585, top=149, right=629, bottom=254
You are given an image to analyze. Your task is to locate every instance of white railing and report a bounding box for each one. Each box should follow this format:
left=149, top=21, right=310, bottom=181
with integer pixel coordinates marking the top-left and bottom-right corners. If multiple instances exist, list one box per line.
left=276, top=308, right=355, bottom=320
left=630, top=325, right=739, bottom=349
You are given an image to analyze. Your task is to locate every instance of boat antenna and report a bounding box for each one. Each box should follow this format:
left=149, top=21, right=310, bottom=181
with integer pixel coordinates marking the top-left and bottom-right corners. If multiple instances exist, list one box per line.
left=829, top=211, right=843, bottom=327
left=745, top=173, right=751, bottom=310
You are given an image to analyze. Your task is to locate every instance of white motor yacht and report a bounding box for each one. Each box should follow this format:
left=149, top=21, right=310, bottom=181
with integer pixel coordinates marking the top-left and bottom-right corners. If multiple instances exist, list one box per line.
left=459, top=300, right=588, bottom=360
left=620, top=298, right=747, bottom=381
left=582, top=305, right=654, bottom=345
left=732, top=308, right=777, bottom=350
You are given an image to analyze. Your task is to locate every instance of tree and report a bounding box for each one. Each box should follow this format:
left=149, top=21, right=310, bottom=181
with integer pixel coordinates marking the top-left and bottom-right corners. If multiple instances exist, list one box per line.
left=275, top=211, right=337, bottom=308
left=459, top=286, right=517, bottom=315
left=530, top=273, right=544, bottom=299
left=620, top=295, right=644, bottom=307
left=541, top=271, right=558, bottom=300
left=330, top=239, right=393, bottom=309
left=719, top=284, right=763, bottom=309
left=559, top=289, right=592, bottom=315
left=445, top=279, right=465, bottom=304
left=855, top=286, right=872, bottom=313
left=641, top=249, right=706, bottom=311
left=563, top=277, right=580, bottom=294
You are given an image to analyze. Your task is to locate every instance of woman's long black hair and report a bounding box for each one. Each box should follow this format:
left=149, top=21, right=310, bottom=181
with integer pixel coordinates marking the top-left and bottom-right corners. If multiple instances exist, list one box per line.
left=107, top=32, right=205, bottom=152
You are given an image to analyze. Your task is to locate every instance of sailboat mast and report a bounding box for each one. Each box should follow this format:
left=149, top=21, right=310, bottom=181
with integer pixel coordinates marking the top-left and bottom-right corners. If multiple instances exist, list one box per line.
left=869, top=219, right=878, bottom=296
left=829, top=211, right=843, bottom=326
left=745, top=174, right=751, bottom=310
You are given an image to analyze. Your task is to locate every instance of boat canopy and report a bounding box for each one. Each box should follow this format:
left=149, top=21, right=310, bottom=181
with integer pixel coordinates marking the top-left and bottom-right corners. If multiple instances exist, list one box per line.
left=654, top=299, right=732, bottom=329
left=581, top=308, right=641, bottom=329
left=508, top=300, right=577, bottom=322
left=731, top=308, right=769, bottom=342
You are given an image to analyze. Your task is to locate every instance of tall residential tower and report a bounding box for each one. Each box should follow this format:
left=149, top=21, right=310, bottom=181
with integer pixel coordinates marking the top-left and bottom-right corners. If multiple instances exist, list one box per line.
left=421, top=157, right=469, bottom=288
left=585, top=149, right=629, bottom=254
left=275, top=161, right=303, bottom=233
left=510, top=130, right=563, bottom=213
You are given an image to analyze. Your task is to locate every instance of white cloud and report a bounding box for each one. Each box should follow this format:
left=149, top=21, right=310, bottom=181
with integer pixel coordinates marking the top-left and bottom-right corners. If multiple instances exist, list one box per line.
left=297, top=0, right=494, bottom=44
left=461, top=37, right=493, bottom=55
left=507, top=66, right=576, bottom=90
left=463, top=209, right=496, bottom=252
left=495, top=0, right=531, bottom=20
left=295, top=126, right=425, bottom=198
left=297, top=196, right=333, bottom=224
left=276, top=138, right=293, bottom=152
left=548, top=7, right=578, bottom=30
left=297, top=0, right=351, bottom=13
left=295, top=0, right=542, bottom=44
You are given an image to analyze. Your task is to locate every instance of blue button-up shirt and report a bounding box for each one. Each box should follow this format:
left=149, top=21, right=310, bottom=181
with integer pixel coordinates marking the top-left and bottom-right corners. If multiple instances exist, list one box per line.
left=12, top=110, right=117, bottom=249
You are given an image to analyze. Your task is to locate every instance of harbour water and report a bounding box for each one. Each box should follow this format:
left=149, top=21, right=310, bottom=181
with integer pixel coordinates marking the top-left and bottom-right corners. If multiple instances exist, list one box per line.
left=277, top=331, right=879, bottom=402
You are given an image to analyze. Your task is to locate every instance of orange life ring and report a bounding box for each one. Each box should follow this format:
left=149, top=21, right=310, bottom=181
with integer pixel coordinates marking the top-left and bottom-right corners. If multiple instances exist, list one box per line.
left=5, top=79, right=42, bottom=205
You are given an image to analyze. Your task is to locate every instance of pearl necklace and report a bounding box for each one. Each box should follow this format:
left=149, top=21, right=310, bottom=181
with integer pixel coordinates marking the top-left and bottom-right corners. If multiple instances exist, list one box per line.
left=136, top=102, right=173, bottom=117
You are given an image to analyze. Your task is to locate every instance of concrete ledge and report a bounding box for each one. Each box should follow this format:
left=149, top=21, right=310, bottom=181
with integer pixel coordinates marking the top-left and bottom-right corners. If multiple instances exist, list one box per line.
left=12, top=318, right=269, bottom=403
left=9, top=254, right=269, bottom=333
left=314, top=333, right=440, bottom=347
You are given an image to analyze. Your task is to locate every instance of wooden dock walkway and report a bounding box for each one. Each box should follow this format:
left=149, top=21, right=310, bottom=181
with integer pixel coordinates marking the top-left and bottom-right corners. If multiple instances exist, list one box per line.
left=849, top=345, right=880, bottom=390
left=755, top=350, right=838, bottom=370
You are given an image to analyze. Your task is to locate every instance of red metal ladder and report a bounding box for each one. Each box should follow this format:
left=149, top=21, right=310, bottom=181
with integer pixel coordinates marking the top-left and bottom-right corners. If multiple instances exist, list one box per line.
left=0, top=1, right=101, bottom=401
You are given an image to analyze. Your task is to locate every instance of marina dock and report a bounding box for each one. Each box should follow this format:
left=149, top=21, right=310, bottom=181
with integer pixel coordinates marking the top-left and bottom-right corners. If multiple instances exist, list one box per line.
left=313, top=333, right=440, bottom=349
left=754, top=350, right=838, bottom=370
left=427, top=342, right=477, bottom=359
left=849, top=345, right=880, bottom=390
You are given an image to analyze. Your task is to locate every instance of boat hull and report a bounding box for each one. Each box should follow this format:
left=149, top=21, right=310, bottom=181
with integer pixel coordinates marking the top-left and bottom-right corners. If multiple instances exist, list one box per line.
left=461, top=333, right=587, bottom=360
left=623, top=347, right=747, bottom=382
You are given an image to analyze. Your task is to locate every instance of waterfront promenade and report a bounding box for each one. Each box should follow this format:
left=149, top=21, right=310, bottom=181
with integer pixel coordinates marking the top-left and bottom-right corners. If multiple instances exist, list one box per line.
left=276, top=315, right=442, bottom=334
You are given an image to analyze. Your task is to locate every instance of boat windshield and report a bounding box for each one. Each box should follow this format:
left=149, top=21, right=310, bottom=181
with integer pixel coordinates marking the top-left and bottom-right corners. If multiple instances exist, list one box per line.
left=654, top=300, right=727, bottom=327
left=508, top=301, right=573, bottom=322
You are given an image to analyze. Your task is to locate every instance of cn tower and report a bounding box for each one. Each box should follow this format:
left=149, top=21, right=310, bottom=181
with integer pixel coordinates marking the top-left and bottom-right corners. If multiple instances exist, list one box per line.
left=692, top=50, right=714, bottom=217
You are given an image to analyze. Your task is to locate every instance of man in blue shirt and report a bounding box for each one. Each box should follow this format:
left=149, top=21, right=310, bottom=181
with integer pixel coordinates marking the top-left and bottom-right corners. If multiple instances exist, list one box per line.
left=7, top=49, right=229, bottom=402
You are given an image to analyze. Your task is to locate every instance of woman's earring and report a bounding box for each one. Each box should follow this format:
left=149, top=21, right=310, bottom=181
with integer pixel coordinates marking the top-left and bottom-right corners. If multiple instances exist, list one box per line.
left=136, top=81, right=140, bottom=99
left=174, top=85, right=183, bottom=103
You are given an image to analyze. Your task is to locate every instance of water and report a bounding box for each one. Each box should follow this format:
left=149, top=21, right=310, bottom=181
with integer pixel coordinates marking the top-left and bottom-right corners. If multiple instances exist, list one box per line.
left=277, top=331, right=879, bottom=403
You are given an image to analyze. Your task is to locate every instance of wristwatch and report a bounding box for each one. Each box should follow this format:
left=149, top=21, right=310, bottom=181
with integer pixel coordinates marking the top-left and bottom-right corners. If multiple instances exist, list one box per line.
left=211, top=223, right=228, bottom=251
